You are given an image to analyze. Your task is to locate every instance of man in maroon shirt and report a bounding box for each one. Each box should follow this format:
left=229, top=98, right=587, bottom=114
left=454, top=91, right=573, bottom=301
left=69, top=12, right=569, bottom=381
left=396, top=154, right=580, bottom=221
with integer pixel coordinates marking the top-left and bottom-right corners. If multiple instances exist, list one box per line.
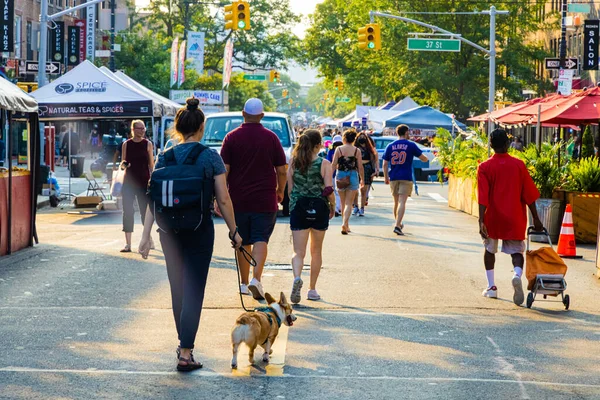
left=221, top=98, right=287, bottom=300
left=478, top=129, right=543, bottom=306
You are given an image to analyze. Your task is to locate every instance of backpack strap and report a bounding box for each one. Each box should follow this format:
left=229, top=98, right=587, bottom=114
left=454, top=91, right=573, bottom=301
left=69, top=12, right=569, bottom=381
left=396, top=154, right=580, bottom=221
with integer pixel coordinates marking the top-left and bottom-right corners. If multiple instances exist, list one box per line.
left=164, top=147, right=177, bottom=166
left=184, top=143, right=208, bottom=165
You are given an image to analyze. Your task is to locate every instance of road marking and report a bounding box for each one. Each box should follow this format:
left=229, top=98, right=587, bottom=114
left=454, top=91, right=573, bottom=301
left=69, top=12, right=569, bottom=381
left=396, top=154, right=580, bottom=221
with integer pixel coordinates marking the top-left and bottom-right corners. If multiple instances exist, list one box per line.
left=427, top=193, right=447, bottom=203
left=2, top=367, right=600, bottom=389
left=487, top=336, right=530, bottom=399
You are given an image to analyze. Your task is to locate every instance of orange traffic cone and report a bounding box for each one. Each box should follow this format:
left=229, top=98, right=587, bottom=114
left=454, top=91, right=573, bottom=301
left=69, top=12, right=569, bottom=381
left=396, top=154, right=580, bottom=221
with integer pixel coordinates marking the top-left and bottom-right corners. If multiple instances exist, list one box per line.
left=557, top=204, right=583, bottom=259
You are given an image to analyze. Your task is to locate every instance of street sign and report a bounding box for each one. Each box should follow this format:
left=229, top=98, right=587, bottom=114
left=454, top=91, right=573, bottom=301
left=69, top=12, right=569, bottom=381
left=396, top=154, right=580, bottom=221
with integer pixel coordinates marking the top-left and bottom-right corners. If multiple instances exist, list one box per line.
left=568, top=3, right=591, bottom=13
left=407, top=38, right=461, bottom=52
left=25, top=61, right=61, bottom=74
left=545, top=57, right=579, bottom=70
left=557, top=69, right=574, bottom=95
left=336, top=97, right=351, bottom=103
left=243, top=74, right=266, bottom=81
left=95, top=50, right=111, bottom=58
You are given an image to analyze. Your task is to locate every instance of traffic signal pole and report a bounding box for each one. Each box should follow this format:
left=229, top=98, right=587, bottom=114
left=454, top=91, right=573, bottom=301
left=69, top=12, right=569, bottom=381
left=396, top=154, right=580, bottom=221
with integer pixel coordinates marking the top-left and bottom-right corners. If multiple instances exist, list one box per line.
left=369, top=6, right=509, bottom=155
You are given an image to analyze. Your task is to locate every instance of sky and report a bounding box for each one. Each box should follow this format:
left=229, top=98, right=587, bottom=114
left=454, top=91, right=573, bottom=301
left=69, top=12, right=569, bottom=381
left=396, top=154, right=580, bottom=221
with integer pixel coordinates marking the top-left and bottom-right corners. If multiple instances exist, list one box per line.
left=135, top=0, right=323, bottom=85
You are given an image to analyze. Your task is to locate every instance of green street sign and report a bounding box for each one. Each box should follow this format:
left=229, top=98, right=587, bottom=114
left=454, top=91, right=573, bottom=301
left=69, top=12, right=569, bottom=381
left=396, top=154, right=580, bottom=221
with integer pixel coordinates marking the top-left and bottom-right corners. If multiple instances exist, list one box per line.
left=244, top=74, right=266, bottom=81
left=568, top=3, right=590, bottom=13
left=407, top=38, right=461, bottom=52
left=336, top=97, right=351, bottom=103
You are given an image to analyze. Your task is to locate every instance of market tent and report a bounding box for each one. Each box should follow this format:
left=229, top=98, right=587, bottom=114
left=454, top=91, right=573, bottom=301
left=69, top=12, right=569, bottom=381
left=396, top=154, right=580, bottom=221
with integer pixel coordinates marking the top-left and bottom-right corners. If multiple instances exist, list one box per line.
left=337, top=111, right=356, bottom=127
left=378, top=101, right=396, bottom=110
left=383, top=106, right=467, bottom=130
left=390, top=96, right=419, bottom=112
left=0, top=78, right=38, bottom=113
left=98, top=67, right=164, bottom=117
left=29, top=60, right=153, bottom=120
left=113, top=70, right=180, bottom=116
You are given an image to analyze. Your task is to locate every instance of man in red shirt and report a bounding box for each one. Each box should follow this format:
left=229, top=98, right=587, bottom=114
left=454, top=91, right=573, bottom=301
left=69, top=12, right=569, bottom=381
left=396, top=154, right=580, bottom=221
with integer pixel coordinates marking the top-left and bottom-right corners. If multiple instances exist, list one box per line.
left=478, top=129, right=543, bottom=305
left=221, top=98, right=287, bottom=300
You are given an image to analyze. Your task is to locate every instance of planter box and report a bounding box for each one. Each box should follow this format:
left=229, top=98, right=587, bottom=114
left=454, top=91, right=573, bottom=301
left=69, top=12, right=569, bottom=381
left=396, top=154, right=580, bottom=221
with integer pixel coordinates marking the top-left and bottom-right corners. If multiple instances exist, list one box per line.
left=447, top=174, right=477, bottom=217
left=572, top=194, right=600, bottom=244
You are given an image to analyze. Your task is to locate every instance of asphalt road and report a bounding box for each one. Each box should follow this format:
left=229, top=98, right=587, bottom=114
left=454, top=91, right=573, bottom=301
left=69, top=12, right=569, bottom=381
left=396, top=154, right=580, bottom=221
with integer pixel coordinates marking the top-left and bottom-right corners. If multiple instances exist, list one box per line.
left=2, top=180, right=600, bottom=399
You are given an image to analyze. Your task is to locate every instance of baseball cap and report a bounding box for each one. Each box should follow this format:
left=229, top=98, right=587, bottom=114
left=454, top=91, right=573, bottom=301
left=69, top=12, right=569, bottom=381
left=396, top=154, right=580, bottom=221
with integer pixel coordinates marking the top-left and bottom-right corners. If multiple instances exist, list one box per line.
left=243, top=98, right=264, bottom=115
left=332, top=135, right=343, bottom=143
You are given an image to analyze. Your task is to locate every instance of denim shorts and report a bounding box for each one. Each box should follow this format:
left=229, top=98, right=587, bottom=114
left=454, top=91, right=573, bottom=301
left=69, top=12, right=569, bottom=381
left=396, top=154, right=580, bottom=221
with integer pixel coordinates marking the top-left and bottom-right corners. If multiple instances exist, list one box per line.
left=235, top=212, right=277, bottom=246
left=336, top=170, right=359, bottom=191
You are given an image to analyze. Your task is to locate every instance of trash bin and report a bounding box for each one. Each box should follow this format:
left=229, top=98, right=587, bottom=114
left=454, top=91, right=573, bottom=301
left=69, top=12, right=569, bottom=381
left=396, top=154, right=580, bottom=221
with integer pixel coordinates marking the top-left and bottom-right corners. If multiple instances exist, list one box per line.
left=70, top=155, right=85, bottom=178
left=529, top=198, right=563, bottom=243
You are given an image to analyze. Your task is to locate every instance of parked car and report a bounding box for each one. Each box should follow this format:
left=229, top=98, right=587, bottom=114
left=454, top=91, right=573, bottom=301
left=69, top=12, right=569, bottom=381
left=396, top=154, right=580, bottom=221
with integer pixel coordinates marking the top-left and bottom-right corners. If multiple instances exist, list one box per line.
left=202, top=112, right=296, bottom=215
left=372, top=136, right=441, bottom=181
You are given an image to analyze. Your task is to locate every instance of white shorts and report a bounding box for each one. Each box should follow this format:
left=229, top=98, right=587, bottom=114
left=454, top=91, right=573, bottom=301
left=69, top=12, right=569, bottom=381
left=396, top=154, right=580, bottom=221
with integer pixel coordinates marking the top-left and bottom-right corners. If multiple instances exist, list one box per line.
left=484, top=239, right=526, bottom=255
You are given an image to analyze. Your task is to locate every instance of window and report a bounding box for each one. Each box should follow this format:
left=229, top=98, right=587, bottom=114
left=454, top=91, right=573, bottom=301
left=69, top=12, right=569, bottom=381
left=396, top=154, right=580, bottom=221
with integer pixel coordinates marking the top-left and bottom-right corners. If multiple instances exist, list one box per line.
left=202, top=116, right=291, bottom=147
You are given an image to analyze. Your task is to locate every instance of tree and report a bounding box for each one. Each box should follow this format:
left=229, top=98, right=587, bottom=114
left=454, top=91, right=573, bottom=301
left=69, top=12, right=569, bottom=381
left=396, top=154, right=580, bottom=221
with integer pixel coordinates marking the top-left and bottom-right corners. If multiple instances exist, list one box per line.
left=303, top=0, right=553, bottom=118
left=581, top=125, right=595, bottom=158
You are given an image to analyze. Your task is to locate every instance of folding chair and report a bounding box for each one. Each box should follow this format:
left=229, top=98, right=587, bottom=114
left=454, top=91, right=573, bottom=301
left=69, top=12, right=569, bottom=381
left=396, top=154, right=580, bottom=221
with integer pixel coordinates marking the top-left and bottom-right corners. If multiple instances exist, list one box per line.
left=85, top=172, right=107, bottom=199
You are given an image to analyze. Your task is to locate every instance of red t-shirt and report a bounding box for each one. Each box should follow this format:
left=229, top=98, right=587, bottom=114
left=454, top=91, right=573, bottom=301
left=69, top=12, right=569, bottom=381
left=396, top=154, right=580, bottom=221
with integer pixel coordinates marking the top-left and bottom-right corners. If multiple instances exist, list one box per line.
left=220, top=123, right=287, bottom=213
left=477, top=153, right=540, bottom=241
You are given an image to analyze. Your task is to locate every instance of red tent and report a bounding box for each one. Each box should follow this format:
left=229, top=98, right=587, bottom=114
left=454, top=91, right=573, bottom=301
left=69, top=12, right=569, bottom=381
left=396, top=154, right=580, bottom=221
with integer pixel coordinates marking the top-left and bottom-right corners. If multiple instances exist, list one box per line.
left=537, top=87, right=600, bottom=125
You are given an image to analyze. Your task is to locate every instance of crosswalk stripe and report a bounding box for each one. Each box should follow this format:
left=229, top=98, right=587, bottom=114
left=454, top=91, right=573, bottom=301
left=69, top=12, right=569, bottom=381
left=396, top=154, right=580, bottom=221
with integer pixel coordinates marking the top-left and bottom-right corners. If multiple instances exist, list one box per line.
left=427, top=193, right=447, bottom=203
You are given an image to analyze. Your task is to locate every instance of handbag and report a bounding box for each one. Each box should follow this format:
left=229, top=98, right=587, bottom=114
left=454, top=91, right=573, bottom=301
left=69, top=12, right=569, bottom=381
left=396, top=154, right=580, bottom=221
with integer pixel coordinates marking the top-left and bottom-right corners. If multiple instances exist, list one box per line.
left=296, top=197, right=327, bottom=221
left=110, top=167, right=125, bottom=197
left=336, top=175, right=351, bottom=189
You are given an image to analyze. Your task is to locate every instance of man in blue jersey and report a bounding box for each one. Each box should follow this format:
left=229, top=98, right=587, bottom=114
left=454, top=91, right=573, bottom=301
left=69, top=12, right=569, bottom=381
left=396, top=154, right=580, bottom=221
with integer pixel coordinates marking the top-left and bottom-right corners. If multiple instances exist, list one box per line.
left=383, top=124, right=429, bottom=235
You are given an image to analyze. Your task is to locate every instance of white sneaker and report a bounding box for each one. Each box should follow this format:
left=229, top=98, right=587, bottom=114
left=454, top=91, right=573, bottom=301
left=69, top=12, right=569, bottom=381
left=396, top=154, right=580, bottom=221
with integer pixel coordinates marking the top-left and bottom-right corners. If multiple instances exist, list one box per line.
left=248, top=278, right=265, bottom=300
left=512, top=275, right=524, bottom=306
left=240, top=284, right=249, bottom=295
left=482, top=286, right=498, bottom=298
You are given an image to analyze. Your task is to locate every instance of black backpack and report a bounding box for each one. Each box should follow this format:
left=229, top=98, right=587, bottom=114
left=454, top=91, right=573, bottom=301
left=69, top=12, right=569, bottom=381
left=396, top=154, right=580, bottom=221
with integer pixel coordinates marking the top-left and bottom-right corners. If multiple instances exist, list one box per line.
left=148, top=143, right=214, bottom=232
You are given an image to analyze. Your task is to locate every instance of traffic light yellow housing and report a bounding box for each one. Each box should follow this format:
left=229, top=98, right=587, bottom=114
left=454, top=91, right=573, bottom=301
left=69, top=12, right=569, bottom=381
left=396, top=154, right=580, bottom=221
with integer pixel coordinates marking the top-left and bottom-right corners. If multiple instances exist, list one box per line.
left=269, top=70, right=280, bottom=82
left=224, top=2, right=238, bottom=30
left=282, top=89, right=288, bottom=97
left=358, top=23, right=381, bottom=50
left=236, top=1, right=251, bottom=30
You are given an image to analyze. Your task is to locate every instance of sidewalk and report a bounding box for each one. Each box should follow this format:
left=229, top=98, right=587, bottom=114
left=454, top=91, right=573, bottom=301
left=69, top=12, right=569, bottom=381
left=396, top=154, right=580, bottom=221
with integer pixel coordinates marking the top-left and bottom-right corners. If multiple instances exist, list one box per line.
left=37, top=153, right=109, bottom=209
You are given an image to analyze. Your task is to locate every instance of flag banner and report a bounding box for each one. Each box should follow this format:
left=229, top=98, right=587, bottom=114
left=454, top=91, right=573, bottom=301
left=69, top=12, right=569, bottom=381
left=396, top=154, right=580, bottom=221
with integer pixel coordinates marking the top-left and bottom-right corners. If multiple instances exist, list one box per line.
left=170, top=37, right=179, bottom=88
left=86, top=5, right=95, bottom=61
left=186, top=31, right=205, bottom=75
left=74, top=19, right=86, bottom=62
left=51, top=21, right=64, bottom=63
left=68, top=26, right=80, bottom=66
left=222, top=38, right=234, bottom=89
left=178, top=39, right=186, bottom=87
left=0, top=0, right=14, bottom=52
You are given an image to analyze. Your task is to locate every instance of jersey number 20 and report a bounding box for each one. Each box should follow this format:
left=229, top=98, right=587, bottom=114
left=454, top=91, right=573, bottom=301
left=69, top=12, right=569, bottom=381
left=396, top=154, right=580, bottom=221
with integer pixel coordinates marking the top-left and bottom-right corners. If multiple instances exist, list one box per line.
left=391, top=151, right=407, bottom=165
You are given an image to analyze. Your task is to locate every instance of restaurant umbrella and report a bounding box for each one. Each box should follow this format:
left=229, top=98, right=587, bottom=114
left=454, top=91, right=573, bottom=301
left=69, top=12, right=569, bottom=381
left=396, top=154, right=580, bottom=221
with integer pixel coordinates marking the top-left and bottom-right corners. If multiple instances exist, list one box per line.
left=536, top=86, right=600, bottom=125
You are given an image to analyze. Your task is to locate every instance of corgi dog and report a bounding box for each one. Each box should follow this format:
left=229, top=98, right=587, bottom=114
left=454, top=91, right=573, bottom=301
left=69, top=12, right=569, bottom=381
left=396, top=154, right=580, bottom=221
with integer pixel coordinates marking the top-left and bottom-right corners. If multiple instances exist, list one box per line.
left=231, top=292, right=297, bottom=369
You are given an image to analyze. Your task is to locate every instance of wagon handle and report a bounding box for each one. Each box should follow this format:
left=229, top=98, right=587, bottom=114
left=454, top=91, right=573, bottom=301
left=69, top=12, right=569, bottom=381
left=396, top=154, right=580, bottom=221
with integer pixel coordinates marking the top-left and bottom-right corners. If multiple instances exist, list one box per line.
left=526, top=226, right=552, bottom=251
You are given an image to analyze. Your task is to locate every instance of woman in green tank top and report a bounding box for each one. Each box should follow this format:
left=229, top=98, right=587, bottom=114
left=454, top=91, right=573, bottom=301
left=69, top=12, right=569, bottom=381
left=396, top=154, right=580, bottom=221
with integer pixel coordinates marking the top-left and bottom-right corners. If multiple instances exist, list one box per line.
left=287, top=129, right=336, bottom=303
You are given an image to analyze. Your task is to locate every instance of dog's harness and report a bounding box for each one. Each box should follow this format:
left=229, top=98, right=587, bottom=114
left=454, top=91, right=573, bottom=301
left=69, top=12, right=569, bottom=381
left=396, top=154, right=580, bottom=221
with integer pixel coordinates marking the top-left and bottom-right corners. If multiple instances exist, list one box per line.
left=254, top=307, right=282, bottom=328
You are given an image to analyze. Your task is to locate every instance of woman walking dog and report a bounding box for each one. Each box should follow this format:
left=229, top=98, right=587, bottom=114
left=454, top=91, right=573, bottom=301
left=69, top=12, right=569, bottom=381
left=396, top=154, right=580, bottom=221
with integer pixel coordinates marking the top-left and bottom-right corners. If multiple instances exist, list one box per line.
left=288, top=129, right=336, bottom=303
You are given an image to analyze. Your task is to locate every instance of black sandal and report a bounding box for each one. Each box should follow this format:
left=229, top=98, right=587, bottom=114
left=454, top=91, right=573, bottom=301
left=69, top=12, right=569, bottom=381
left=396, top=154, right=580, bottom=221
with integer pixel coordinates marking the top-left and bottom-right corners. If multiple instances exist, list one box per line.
left=177, top=353, right=203, bottom=372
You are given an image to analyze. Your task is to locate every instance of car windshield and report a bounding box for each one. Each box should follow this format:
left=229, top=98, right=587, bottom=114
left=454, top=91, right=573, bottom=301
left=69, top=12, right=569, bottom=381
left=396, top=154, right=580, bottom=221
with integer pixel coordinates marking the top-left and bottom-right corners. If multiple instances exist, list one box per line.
left=202, top=116, right=291, bottom=147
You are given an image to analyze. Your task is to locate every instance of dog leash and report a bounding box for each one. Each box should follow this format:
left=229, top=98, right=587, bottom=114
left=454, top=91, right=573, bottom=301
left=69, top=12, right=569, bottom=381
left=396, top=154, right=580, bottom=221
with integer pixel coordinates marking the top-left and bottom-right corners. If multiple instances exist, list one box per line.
left=234, top=246, right=257, bottom=312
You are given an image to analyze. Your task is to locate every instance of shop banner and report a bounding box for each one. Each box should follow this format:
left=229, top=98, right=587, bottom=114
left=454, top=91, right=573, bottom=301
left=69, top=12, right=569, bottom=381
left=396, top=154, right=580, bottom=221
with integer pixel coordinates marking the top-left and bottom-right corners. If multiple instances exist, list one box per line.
left=74, top=19, right=86, bottom=62
left=186, top=31, right=205, bottom=75
left=222, top=38, right=234, bottom=89
left=0, top=0, right=13, bottom=52
left=584, top=20, right=600, bottom=70
left=170, top=37, right=179, bottom=88
left=178, top=39, right=186, bottom=87
left=37, top=101, right=153, bottom=119
left=50, top=21, right=64, bottom=63
left=170, top=90, right=227, bottom=105
left=67, top=26, right=80, bottom=66
left=86, top=5, right=95, bottom=61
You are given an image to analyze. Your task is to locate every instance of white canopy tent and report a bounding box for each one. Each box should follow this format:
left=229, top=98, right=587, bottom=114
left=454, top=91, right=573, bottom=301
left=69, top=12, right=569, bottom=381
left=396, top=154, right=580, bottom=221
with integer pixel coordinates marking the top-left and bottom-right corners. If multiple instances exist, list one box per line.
left=390, top=96, right=419, bottom=112
left=0, top=79, right=38, bottom=113
left=113, top=69, right=180, bottom=116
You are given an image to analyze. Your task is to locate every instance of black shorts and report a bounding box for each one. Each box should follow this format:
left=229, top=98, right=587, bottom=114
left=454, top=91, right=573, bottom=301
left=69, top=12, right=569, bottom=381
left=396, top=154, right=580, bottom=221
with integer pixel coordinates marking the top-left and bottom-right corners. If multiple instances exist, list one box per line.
left=362, top=163, right=375, bottom=186
left=235, top=212, right=277, bottom=246
left=290, top=197, right=330, bottom=231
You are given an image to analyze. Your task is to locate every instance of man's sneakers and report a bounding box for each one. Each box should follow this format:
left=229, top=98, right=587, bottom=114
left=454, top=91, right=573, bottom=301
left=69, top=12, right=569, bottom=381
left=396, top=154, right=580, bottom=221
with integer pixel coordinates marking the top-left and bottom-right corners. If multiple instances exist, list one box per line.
left=248, top=278, right=265, bottom=300
left=482, top=286, right=498, bottom=298
left=358, top=207, right=365, bottom=217
left=240, top=284, right=250, bottom=295
left=290, top=277, right=303, bottom=304
left=352, top=206, right=359, bottom=216
left=512, top=275, right=525, bottom=306
left=393, top=226, right=404, bottom=236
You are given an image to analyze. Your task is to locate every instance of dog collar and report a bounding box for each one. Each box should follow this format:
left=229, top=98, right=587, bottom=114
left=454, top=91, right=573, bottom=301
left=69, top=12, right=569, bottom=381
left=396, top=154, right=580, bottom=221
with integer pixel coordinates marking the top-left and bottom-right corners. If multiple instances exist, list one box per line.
left=254, top=306, right=282, bottom=328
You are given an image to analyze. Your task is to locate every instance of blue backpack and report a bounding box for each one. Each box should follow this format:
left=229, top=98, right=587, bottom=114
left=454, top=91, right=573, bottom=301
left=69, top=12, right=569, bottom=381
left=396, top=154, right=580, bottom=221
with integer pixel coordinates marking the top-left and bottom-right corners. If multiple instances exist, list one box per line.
left=148, top=143, right=214, bottom=232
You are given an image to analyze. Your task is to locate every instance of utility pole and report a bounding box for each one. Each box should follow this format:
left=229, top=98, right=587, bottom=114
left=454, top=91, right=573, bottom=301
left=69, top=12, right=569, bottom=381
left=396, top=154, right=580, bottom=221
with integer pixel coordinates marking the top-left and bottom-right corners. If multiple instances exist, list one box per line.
left=110, top=0, right=116, bottom=71
left=559, top=0, right=568, bottom=68
left=38, top=0, right=105, bottom=87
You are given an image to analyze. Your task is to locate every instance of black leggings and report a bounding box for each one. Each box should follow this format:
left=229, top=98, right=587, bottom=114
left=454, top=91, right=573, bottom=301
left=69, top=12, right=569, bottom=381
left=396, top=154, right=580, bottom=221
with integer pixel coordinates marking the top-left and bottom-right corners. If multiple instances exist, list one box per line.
left=160, top=222, right=215, bottom=349
left=122, top=182, right=149, bottom=233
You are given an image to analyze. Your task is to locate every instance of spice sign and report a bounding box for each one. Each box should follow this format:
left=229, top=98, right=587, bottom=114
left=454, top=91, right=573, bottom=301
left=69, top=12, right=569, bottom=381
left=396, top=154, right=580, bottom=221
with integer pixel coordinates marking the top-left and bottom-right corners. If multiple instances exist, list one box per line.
left=86, top=5, right=95, bottom=61
left=584, top=20, right=600, bottom=70
left=0, top=0, right=13, bottom=52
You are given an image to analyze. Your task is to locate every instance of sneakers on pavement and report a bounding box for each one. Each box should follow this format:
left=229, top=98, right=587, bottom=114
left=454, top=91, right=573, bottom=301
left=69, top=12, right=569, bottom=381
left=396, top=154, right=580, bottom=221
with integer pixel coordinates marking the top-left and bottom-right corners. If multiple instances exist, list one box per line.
left=307, top=289, right=321, bottom=301
left=512, top=275, right=524, bottom=306
left=248, top=278, right=265, bottom=300
left=358, top=207, right=365, bottom=217
left=240, top=284, right=249, bottom=295
left=482, top=286, right=498, bottom=298
left=352, top=206, right=359, bottom=216
left=290, top=277, right=303, bottom=304
left=393, top=226, right=404, bottom=236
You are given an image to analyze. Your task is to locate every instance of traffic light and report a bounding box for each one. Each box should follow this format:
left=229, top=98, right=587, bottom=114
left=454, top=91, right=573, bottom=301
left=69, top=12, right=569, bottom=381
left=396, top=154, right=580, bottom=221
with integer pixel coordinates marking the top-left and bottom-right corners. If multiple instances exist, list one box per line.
left=333, top=79, right=339, bottom=91
left=358, top=23, right=381, bottom=50
left=339, top=80, right=345, bottom=91
left=17, top=82, right=38, bottom=93
left=288, top=98, right=293, bottom=105
left=224, top=2, right=238, bottom=30
left=236, top=1, right=250, bottom=30
left=270, top=70, right=280, bottom=82
left=323, top=93, right=329, bottom=100
left=282, top=89, right=288, bottom=97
